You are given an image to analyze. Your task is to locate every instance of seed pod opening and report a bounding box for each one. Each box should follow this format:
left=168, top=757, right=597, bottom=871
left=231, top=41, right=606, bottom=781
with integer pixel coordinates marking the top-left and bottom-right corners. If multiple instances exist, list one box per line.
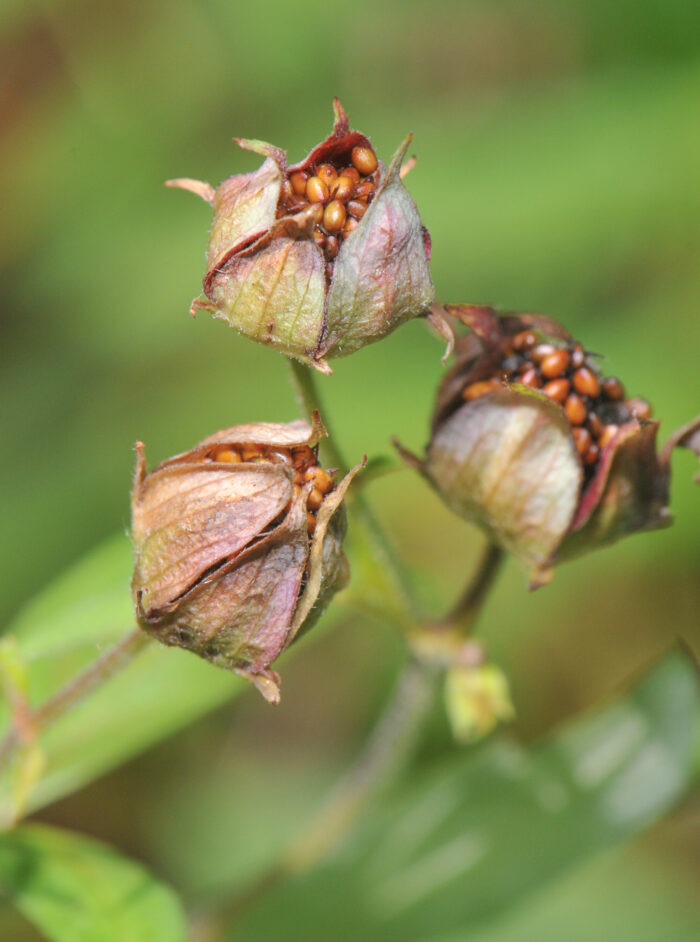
left=398, top=304, right=697, bottom=586
left=166, top=99, right=437, bottom=373
left=131, top=414, right=361, bottom=703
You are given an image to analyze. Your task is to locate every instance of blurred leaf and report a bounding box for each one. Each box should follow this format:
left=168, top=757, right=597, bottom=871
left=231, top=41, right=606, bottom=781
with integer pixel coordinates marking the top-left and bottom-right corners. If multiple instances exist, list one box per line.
left=0, top=534, right=242, bottom=820
left=443, top=836, right=700, bottom=942
left=0, top=823, right=186, bottom=941
left=0, top=639, right=45, bottom=824
left=229, top=651, right=699, bottom=941
left=0, top=530, right=345, bottom=821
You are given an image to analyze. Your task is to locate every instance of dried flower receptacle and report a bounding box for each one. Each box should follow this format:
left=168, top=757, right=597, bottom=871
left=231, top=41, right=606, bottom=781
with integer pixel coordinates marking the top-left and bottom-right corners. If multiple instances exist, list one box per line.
left=166, top=99, right=437, bottom=372
left=130, top=415, right=361, bottom=703
left=398, top=304, right=700, bottom=586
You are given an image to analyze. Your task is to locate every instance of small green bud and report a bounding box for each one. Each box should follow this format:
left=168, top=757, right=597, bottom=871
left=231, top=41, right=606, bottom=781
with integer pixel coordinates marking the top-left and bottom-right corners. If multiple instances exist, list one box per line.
left=444, top=664, right=515, bottom=744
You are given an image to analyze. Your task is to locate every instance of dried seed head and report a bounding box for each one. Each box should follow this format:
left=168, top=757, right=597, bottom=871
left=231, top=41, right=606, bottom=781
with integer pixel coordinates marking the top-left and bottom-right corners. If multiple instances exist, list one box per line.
left=130, top=415, right=361, bottom=703
left=168, top=100, right=436, bottom=372
left=397, top=304, right=692, bottom=586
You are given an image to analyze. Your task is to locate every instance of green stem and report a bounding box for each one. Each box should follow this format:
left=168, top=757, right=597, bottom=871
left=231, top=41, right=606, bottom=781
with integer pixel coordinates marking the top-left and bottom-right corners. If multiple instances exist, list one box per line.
left=0, top=628, right=150, bottom=773
left=439, top=541, right=504, bottom=636
left=409, top=541, right=503, bottom=668
left=288, top=358, right=418, bottom=622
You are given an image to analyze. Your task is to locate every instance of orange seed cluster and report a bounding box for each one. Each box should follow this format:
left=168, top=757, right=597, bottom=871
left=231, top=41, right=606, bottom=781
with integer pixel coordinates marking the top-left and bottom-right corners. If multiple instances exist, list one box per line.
left=209, top=443, right=334, bottom=535
left=461, top=330, right=653, bottom=477
left=276, top=145, right=380, bottom=274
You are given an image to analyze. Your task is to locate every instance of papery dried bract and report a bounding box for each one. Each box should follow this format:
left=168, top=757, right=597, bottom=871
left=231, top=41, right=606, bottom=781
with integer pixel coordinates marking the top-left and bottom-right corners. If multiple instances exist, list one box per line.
left=427, top=389, right=582, bottom=577
left=131, top=417, right=359, bottom=703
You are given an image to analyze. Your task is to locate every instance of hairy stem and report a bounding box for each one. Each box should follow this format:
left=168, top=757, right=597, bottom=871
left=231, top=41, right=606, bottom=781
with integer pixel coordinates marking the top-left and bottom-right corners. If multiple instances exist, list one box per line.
left=0, top=628, right=150, bottom=772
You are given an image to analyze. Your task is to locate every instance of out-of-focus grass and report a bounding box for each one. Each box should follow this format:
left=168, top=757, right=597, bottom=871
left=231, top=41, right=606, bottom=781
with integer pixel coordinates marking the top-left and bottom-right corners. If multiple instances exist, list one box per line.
left=1, top=0, right=699, bottom=935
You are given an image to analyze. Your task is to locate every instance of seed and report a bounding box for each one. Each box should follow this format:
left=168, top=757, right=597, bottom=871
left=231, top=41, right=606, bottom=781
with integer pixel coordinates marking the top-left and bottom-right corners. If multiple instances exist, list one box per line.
left=626, top=397, right=652, bottom=420
left=307, top=512, right=317, bottom=535
left=511, top=330, right=537, bottom=351
left=571, top=344, right=585, bottom=369
left=542, top=378, right=570, bottom=403
left=462, top=379, right=501, bottom=401
left=316, top=163, right=337, bottom=187
left=530, top=343, right=556, bottom=364
left=306, top=487, right=324, bottom=511
left=304, top=465, right=333, bottom=494
left=351, top=145, right=378, bottom=175
left=342, top=217, right=359, bottom=237
left=323, top=200, right=346, bottom=232
left=313, top=231, right=326, bottom=249
left=587, top=413, right=604, bottom=438
left=572, top=367, right=600, bottom=397
left=340, top=166, right=360, bottom=183
left=306, top=176, right=329, bottom=204
left=520, top=366, right=542, bottom=388
left=214, top=447, right=241, bottom=463
left=584, top=443, right=600, bottom=466
left=308, top=203, right=324, bottom=224
left=602, top=376, right=624, bottom=400
left=598, top=425, right=619, bottom=449
left=540, top=348, right=571, bottom=379
left=354, top=180, right=375, bottom=199
left=572, top=427, right=591, bottom=456
left=330, top=175, right=353, bottom=202
left=347, top=199, right=367, bottom=219
left=565, top=394, right=587, bottom=426
left=325, top=235, right=339, bottom=260
left=241, top=444, right=263, bottom=461
left=268, top=449, right=293, bottom=465
left=290, top=171, right=309, bottom=196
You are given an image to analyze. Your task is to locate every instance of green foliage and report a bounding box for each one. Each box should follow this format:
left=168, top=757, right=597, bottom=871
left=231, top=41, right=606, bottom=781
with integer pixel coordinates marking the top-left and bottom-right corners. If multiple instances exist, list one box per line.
left=230, top=652, right=699, bottom=941
left=0, top=824, right=186, bottom=941
left=0, top=536, right=242, bottom=819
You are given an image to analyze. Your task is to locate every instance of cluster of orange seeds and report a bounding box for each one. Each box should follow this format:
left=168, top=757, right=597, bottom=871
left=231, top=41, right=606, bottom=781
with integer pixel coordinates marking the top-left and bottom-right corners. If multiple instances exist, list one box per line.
left=209, top=443, right=334, bottom=535
left=276, top=145, right=379, bottom=271
left=462, top=330, right=653, bottom=476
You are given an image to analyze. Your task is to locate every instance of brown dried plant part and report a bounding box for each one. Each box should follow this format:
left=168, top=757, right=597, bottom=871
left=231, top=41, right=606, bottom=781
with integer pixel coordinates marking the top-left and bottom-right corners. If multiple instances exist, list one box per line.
left=167, top=99, right=443, bottom=373
left=397, top=304, right=700, bottom=586
left=131, top=414, right=362, bottom=703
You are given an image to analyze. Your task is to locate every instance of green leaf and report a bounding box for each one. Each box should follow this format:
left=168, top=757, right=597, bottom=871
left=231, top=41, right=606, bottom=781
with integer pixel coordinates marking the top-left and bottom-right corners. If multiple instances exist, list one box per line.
left=229, top=651, right=699, bottom=941
left=0, top=823, right=186, bottom=941
left=0, top=535, right=241, bottom=820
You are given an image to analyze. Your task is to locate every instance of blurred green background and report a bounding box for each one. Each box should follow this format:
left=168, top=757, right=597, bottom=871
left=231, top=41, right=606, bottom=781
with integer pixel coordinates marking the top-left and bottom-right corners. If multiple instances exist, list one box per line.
left=1, top=0, right=699, bottom=938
